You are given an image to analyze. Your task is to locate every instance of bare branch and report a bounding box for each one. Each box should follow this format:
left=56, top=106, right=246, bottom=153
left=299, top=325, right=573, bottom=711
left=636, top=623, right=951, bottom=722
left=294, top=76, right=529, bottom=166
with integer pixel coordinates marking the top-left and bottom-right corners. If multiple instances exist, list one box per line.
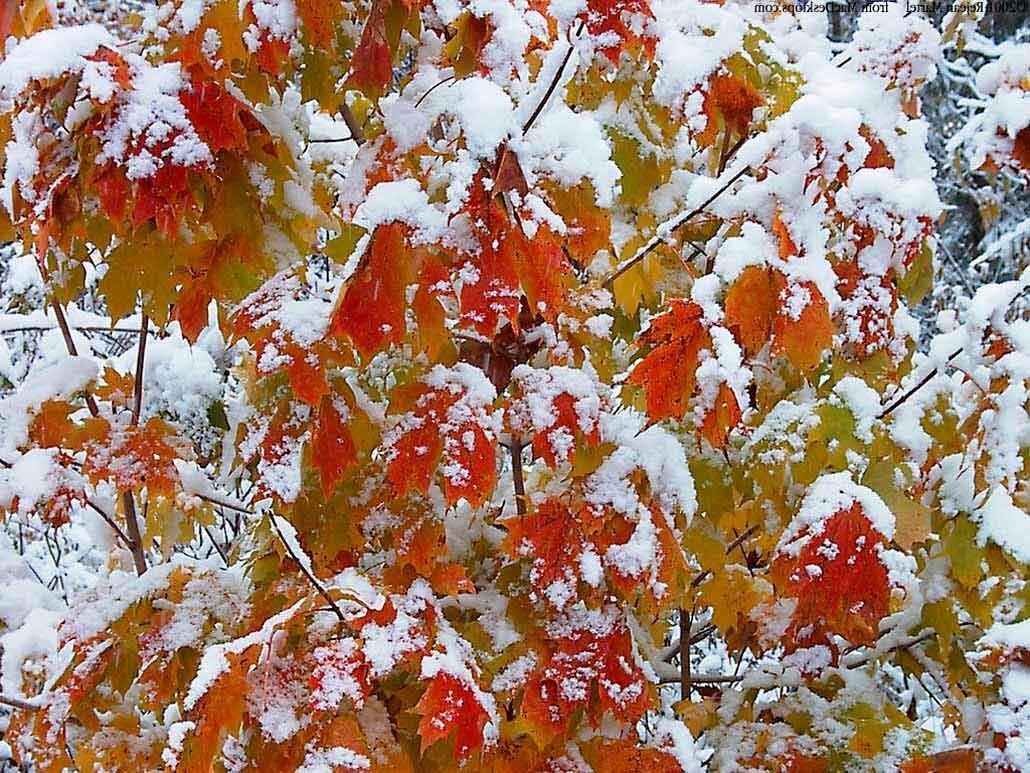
left=0, top=693, right=42, bottom=711
left=269, top=514, right=346, bottom=623
left=604, top=165, right=751, bottom=287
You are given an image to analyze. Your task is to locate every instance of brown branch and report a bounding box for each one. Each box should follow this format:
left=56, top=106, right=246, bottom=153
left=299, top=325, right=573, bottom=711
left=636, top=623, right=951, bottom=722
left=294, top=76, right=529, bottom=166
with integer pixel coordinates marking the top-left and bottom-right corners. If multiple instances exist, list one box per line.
left=50, top=300, right=99, bottom=417
left=844, top=630, right=935, bottom=669
left=0, top=694, right=42, bottom=712
left=659, top=673, right=744, bottom=686
left=509, top=440, right=527, bottom=516
left=118, top=312, right=150, bottom=576
left=131, top=314, right=148, bottom=426
left=878, top=348, right=961, bottom=419
left=679, top=607, right=692, bottom=700
left=340, top=103, right=365, bottom=146
left=604, top=164, right=751, bottom=286
left=269, top=514, right=346, bottom=623
left=521, top=21, right=585, bottom=135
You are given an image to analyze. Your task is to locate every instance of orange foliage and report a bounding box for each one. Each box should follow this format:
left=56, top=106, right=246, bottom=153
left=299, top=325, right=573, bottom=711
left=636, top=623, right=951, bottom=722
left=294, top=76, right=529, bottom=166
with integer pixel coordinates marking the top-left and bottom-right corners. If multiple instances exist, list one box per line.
left=699, top=73, right=764, bottom=146
left=627, top=299, right=710, bottom=422
left=386, top=384, right=497, bottom=507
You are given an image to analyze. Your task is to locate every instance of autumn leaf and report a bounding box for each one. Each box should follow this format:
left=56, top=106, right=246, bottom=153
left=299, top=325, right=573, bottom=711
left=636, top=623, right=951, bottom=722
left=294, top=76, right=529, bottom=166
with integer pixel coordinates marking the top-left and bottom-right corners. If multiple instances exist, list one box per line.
left=416, top=673, right=490, bottom=759
left=348, top=0, right=393, bottom=97
left=771, top=502, right=892, bottom=652
left=771, top=277, right=834, bottom=372
left=698, top=72, right=765, bottom=147
left=700, top=382, right=742, bottom=449
left=582, top=0, right=657, bottom=64
left=330, top=222, right=413, bottom=358
left=385, top=366, right=498, bottom=507
left=310, top=395, right=357, bottom=497
left=628, top=299, right=711, bottom=422
left=724, top=265, right=776, bottom=356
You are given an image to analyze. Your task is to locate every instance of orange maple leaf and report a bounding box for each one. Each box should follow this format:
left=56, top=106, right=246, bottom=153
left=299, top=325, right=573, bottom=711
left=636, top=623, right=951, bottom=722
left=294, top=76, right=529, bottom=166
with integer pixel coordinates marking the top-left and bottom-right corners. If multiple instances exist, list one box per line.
left=698, top=72, right=764, bottom=147
left=348, top=0, right=393, bottom=97
left=386, top=373, right=497, bottom=507
left=724, top=265, right=776, bottom=357
left=582, top=0, right=657, bottom=64
left=771, top=277, right=834, bottom=372
left=627, top=299, right=711, bottom=422
left=700, top=382, right=742, bottom=449
left=310, top=395, right=357, bottom=497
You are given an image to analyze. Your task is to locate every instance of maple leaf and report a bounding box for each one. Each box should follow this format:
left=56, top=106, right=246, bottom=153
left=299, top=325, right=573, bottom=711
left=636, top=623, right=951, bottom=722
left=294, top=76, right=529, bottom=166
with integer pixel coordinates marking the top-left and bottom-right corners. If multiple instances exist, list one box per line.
left=1013, top=126, right=1030, bottom=171
left=179, top=78, right=249, bottom=153
left=724, top=265, right=776, bottom=357
left=385, top=366, right=498, bottom=507
left=628, top=299, right=711, bottom=422
left=522, top=618, right=653, bottom=744
left=503, top=498, right=593, bottom=595
left=580, top=738, right=683, bottom=773
left=416, top=672, right=491, bottom=759
left=508, top=366, right=602, bottom=468
left=310, top=395, right=357, bottom=497
left=131, top=163, right=195, bottom=238
left=254, top=33, right=291, bottom=75
left=700, top=382, right=742, bottom=449
left=582, top=0, right=657, bottom=64
left=698, top=73, right=765, bottom=147
left=348, top=0, right=393, bottom=97
left=771, top=277, right=834, bottom=372
left=771, top=502, right=892, bottom=652
left=83, top=417, right=184, bottom=497
left=330, top=222, right=412, bottom=358
left=295, top=0, right=344, bottom=49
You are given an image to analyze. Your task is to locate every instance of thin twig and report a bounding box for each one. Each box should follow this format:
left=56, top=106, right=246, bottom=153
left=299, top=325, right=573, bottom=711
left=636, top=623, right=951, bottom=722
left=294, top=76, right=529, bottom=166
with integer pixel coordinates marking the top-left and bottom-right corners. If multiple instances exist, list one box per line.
left=340, top=103, right=366, bottom=146
left=659, top=673, right=744, bottom=686
left=131, top=314, right=148, bottom=425
left=269, top=514, right=346, bottom=623
left=878, top=349, right=961, bottom=419
left=509, top=440, right=527, bottom=517
left=522, top=21, right=585, bottom=135
left=50, top=300, right=99, bottom=417
left=0, top=694, right=42, bottom=711
left=605, top=165, right=751, bottom=286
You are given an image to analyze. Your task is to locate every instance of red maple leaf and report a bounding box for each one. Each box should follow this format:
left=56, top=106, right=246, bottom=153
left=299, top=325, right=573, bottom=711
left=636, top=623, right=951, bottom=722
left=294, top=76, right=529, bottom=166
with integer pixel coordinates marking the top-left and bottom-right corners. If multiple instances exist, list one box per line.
left=582, top=0, right=657, bottom=64
left=416, top=673, right=491, bottom=759
left=310, top=395, right=357, bottom=497
left=771, top=503, right=892, bottom=653
left=330, top=222, right=410, bottom=358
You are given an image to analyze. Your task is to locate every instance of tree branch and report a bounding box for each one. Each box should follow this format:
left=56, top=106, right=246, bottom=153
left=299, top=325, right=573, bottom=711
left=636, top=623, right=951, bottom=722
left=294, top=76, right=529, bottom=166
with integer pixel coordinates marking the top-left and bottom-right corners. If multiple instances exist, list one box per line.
left=521, top=21, right=584, bottom=135
left=50, top=300, right=99, bottom=417
left=119, top=312, right=150, bottom=576
left=340, top=103, right=365, bottom=146
left=0, top=694, right=42, bottom=711
left=509, top=440, right=527, bottom=516
left=131, top=314, right=148, bottom=426
left=269, top=514, right=346, bottom=623
left=878, top=348, right=961, bottom=419
left=604, top=164, right=751, bottom=286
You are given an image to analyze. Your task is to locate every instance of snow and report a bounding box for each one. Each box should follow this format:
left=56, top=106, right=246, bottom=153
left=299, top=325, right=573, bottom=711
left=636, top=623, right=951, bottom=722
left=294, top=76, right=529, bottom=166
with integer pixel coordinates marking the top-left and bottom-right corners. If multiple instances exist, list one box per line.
left=973, top=488, right=1030, bottom=563
left=831, top=377, right=881, bottom=444
left=0, top=24, right=114, bottom=101
left=777, top=473, right=895, bottom=557
left=354, top=179, right=447, bottom=244
left=0, top=356, right=98, bottom=452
